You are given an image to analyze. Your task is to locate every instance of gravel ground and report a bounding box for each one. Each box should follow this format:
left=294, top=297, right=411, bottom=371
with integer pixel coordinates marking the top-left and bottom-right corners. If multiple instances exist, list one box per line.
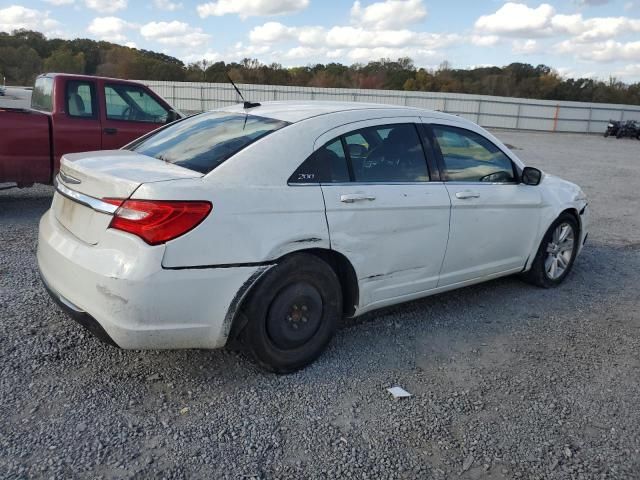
left=0, top=87, right=32, bottom=109
left=1, top=131, right=639, bottom=479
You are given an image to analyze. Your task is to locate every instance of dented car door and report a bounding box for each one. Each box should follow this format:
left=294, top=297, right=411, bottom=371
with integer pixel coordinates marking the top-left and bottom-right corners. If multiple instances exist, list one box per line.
left=318, top=118, right=451, bottom=308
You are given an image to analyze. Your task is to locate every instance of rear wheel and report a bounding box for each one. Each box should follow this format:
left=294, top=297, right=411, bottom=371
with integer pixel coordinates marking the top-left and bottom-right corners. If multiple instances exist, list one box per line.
left=521, top=213, right=579, bottom=288
left=239, top=253, right=342, bottom=373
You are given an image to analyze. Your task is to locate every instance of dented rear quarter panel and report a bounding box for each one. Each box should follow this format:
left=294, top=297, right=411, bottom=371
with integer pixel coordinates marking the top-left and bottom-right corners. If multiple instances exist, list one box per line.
left=133, top=177, right=330, bottom=268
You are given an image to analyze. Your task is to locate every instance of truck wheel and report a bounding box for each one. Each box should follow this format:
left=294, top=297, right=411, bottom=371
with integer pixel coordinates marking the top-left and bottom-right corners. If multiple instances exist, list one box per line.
left=240, top=253, right=342, bottom=373
left=521, top=213, right=579, bottom=288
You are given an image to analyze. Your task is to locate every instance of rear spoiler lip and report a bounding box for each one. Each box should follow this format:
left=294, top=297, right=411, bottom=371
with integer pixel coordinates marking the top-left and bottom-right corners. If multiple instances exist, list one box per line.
left=55, top=175, right=118, bottom=215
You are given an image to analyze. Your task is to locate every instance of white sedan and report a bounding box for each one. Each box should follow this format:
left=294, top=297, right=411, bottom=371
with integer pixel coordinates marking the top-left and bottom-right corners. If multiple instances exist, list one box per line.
left=38, top=101, right=588, bottom=372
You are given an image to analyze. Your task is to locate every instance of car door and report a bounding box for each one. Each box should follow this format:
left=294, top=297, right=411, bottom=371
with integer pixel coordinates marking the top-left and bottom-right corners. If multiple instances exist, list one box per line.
left=101, top=82, right=170, bottom=149
left=52, top=78, right=102, bottom=162
left=313, top=118, right=451, bottom=309
left=427, top=121, right=542, bottom=286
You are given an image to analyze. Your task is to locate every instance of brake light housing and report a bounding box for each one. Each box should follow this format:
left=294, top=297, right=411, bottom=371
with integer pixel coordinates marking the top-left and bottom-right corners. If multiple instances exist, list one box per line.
left=103, top=199, right=212, bottom=245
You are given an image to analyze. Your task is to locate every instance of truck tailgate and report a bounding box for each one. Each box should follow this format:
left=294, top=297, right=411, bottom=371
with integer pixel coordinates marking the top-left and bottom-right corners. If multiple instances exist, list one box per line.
left=0, top=108, right=51, bottom=185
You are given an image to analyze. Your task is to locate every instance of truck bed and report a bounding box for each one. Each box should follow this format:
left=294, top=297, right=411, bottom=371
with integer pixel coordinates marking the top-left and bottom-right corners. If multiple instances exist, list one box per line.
left=0, top=108, right=52, bottom=185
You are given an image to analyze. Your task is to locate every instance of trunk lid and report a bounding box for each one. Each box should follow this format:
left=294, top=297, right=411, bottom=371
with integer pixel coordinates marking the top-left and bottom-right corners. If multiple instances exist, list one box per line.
left=54, top=150, right=202, bottom=245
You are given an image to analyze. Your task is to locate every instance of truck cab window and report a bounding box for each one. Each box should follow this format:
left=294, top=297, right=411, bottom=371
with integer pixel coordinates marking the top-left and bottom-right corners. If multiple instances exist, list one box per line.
left=32, top=77, right=54, bottom=112
left=66, top=81, right=96, bottom=118
left=105, top=84, right=169, bottom=124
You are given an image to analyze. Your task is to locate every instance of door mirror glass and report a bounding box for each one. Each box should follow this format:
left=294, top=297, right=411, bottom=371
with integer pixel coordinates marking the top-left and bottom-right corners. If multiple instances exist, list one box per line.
left=521, top=166, right=542, bottom=186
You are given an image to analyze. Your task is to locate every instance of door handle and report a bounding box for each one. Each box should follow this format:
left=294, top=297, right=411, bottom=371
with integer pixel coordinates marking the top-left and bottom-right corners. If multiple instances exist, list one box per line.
left=340, top=194, right=376, bottom=203
left=455, top=191, right=480, bottom=199
left=103, top=128, right=118, bottom=135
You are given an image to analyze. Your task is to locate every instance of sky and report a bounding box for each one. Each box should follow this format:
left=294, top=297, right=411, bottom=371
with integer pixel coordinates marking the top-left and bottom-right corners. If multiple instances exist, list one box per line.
left=1, top=0, right=640, bottom=81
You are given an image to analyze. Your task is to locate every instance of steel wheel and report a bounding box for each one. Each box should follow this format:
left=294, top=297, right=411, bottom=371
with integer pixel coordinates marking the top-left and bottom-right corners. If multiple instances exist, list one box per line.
left=266, top=283, right=323, bottom=350
left=544, top=222, right=575, bottom=280
left=239, top=253, right=342, bottom=373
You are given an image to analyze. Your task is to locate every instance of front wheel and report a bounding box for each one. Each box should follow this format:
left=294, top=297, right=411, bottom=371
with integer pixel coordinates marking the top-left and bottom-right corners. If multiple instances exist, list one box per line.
left=521, top=214, right=579, bottom=288
left=239, top=253, right=342, bottom=373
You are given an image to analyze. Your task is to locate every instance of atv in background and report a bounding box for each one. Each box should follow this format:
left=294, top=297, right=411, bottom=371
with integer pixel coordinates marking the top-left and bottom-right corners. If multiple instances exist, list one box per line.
left=604, top=120, right=620, bottom=137
left=615, top=120, right=640, bottom=139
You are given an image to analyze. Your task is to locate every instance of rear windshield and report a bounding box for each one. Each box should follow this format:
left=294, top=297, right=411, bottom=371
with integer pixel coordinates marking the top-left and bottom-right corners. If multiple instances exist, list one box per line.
left=31, top=77, right=54, bottom=112
left=127, top=111, right=290, bottom=174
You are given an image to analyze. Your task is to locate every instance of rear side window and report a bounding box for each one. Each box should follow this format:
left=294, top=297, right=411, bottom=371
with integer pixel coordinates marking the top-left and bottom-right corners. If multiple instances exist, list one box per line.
left=128, top=111, right=289, bottom=174
left=289, top=138, right=350, bottom=184
left=66, top=81, right=96, bottom=118
left=31, top=77, right=53, bottom=112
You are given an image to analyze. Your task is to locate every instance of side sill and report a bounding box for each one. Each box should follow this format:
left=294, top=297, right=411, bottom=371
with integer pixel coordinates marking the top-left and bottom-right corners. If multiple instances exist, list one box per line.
left=162, top=261, right=274, bottom=271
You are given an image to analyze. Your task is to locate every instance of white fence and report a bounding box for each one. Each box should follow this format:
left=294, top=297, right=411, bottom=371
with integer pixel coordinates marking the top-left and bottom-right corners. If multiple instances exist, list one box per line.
left=139, top=80, right=640, bottom=134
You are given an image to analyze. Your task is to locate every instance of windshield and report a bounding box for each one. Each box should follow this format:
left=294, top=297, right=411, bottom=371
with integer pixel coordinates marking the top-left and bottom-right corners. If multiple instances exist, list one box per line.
left=127, top=111, right=289, bottom=174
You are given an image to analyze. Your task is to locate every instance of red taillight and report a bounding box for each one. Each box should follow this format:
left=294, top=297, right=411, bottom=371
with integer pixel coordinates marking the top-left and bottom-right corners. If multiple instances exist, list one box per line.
left=103, top=199, right=212, bottom=245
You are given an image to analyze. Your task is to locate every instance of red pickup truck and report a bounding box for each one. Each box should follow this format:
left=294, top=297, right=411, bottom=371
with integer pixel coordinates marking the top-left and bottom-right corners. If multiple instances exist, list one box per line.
left=0, top=73, right=181, bottom=187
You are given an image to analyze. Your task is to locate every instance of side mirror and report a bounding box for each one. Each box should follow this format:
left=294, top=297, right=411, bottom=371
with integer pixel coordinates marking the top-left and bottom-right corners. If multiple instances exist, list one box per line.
left=521, top=166, right=542, bottom=186
left=166, top=110, right=181, bottom=123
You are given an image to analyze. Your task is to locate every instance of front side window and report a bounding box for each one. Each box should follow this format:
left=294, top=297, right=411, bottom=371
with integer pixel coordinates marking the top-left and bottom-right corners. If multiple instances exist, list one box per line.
left=127, top=111, right=289, bottom=174
left=66, top=81, right=95, bottom=118
left=346, top=124, right=429, bottom=183
left=432, top=125, right=516, bottom=183
left=105, top=84, right=169, bottom=123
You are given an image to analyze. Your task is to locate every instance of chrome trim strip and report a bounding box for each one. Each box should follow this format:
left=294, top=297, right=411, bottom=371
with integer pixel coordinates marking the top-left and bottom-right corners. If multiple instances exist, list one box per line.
left=55, top=177, right=118, bottom=215
left=59, top=170, right=81, bottom=185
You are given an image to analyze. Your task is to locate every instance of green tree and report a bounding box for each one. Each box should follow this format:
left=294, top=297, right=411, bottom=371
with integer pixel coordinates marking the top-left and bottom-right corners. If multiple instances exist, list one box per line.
left=0, top=45, right=42, bottom=84
left=44, top=48, right=85, bottom=74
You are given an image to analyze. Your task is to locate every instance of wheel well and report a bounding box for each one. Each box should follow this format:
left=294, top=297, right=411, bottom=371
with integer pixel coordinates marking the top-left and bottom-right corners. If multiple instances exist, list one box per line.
left=226, top=248, right=359, bottom=345
left=560, top=208, right=581, bottom=236
left=302, top=248, right=359, bottom=317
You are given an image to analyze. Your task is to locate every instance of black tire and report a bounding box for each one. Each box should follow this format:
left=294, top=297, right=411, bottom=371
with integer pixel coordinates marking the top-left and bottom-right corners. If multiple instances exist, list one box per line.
left=521, top=213, right=579, bottom=288
left=604, top=131, right=609, bottom=137
left=239, top=253, right=342, bottom=373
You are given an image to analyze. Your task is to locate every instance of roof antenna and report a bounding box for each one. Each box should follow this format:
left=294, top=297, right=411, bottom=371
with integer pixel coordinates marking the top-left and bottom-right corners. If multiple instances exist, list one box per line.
left=227, top=73, right=261, bottom=109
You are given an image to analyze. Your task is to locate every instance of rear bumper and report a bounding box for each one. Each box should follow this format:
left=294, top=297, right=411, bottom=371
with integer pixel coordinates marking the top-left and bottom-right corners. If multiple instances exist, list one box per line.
left=41, top=275, right=118, bottom=347
left=37, top=208, right=261, bottom=349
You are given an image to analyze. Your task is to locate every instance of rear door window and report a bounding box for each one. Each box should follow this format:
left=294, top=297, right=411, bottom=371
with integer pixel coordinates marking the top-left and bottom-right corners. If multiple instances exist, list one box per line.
left=346, top=124, right=429, bottom=182
left=289, top=123, right=430, bottom=184
left=128, top=111, right=289, bottom=174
